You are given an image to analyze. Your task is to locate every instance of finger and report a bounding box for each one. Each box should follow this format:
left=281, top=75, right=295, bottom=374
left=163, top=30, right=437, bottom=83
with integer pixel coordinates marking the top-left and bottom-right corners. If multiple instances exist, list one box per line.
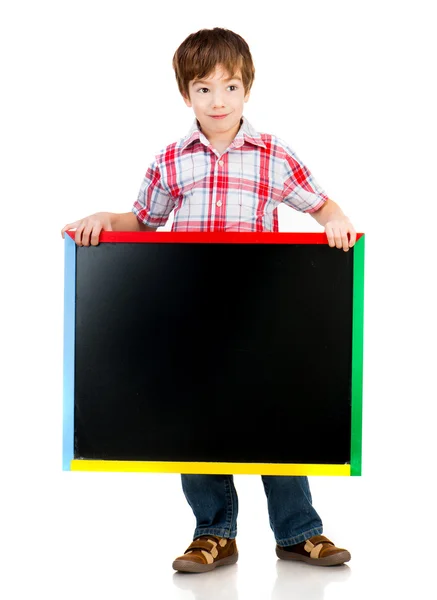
left=348, top=228, right=357, bottom=248
left=61, top=222, right=78, bottom=238
left=333, top=228, right=343, bottom=249
left=90, top=224, right=102, bottom=246
left=325, top=225, right=335, bottom=248
left=81, top=223, right=94, bottom=247
left=341, top=230, right=349, bottom=252
left=74, top=223, right=85, bottom=246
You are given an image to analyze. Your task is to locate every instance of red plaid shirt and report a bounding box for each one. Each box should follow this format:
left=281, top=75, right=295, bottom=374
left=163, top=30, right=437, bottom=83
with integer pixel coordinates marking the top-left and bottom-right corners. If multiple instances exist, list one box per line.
left=132, top=117, right=328, bottom=232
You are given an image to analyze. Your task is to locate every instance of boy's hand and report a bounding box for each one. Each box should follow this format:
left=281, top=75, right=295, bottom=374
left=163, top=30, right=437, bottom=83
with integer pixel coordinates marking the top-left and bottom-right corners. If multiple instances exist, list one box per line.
left=325, top=218, right=356, bottom=252
left=61, top=212, right=113, bottom=246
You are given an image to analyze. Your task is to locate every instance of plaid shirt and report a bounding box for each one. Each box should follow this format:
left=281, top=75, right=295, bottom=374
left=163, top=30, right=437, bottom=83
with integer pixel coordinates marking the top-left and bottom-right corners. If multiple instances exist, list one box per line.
left=132, top=117, right=328, bottom=232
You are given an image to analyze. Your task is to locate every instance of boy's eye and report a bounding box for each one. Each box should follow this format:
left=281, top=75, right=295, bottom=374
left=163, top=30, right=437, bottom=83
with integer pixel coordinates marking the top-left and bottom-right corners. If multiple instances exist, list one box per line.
left=197, top=85, right=238, bottom=93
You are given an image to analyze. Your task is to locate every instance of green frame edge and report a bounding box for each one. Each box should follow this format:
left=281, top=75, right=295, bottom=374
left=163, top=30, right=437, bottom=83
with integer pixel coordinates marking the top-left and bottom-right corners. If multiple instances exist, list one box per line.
left=350, top=235, right=365, bottom=475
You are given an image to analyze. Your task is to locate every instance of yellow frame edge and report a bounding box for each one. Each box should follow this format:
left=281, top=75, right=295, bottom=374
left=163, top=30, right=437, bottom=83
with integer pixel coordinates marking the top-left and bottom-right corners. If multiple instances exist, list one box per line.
left=70, top=460, right=350, bottom=476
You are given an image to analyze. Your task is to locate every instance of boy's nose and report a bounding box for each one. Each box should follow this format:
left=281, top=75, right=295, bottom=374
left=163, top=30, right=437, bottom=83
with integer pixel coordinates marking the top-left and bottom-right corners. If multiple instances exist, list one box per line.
left=211, top=95, right=225, bottom=108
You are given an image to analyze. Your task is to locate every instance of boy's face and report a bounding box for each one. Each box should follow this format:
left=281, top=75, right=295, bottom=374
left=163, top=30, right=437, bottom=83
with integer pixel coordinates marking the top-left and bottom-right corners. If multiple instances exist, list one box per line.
left=183, top=64, right=250, bottom=141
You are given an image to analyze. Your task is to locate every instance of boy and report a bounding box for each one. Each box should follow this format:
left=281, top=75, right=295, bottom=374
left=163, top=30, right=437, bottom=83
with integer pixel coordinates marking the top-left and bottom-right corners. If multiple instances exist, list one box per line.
left=61, top=28, right=356, bottom=573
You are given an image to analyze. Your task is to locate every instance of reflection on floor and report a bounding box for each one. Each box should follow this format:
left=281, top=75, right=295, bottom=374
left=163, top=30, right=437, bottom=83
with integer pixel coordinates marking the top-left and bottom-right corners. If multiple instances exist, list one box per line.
left=173, top=558, right=352, bottom=600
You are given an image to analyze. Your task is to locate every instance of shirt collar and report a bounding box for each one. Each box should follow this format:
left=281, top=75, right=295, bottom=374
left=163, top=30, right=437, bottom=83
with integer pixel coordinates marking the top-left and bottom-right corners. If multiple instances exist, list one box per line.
left=180, top=116, right=267, bottom=151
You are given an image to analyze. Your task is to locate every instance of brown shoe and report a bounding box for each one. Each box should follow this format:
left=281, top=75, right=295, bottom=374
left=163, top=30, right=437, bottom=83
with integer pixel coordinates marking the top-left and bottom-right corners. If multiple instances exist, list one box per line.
left=172, top=535, right=238, bottom=573
left=276, top=535, right=351, bottom=566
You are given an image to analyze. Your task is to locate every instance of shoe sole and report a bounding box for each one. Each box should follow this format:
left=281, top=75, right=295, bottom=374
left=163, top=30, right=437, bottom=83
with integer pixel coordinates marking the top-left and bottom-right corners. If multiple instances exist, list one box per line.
left=276, top=546, right=351, bottom=566
left=172, top=552, right=239, bottom=573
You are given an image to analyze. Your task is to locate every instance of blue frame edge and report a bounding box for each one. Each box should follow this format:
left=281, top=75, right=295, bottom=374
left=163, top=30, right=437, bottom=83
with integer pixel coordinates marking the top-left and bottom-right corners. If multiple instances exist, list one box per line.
left=63, top=235, right=76, bottom=470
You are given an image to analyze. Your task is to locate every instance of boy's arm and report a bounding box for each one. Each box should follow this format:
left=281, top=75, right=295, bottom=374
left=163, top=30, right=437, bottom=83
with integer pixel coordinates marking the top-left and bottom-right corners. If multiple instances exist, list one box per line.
left=310, top=198, right=356, bottom=252
left=61, top=211, right=157, bottom=247
left=278, top=141, right=356, bottom=252
left=112, top=212, right=157, bottom=232
left=62, top=155, right=174, bottom=246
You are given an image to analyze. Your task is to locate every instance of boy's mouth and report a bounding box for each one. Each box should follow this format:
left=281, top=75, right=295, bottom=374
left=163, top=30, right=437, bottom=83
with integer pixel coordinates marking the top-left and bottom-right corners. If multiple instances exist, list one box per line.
left=210, top=114, right=229, bottom=119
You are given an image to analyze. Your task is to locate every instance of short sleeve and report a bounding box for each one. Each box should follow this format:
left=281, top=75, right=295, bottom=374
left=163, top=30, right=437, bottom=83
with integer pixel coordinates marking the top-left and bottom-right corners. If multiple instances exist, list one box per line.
left=132, top=160, right=175, bottom=227
left=280, top=141, right=328, bottom=213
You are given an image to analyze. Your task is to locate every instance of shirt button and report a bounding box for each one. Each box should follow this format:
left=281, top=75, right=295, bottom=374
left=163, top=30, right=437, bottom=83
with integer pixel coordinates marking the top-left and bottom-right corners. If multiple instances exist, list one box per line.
left=216, top=201, right=222, bottom=207
left=218, top=160, right=224, bottom=166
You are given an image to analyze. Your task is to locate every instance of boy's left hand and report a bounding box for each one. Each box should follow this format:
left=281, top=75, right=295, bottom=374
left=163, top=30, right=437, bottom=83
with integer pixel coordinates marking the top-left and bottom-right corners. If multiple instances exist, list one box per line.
left=325, top=218, right=356, bottom=252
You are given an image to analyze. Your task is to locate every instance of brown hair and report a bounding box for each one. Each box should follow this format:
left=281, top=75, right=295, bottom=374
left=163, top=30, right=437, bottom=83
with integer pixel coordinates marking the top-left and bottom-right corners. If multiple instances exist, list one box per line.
left=172, top=28, right=255, bottom=98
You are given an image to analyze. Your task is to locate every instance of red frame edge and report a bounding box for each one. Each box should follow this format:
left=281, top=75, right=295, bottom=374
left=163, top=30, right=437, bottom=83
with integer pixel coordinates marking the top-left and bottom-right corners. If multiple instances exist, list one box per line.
left=67, top=231, right=364, bottom=244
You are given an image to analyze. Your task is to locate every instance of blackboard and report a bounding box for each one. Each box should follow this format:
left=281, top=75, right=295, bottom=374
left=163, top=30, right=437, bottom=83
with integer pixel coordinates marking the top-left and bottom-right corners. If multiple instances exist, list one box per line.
left=63, top=232, right=364, bottom=475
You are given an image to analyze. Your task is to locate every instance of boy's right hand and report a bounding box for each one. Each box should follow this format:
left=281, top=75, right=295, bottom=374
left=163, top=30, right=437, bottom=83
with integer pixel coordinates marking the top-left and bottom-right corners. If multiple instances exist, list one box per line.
left=61, top=212, right=113, bottom=246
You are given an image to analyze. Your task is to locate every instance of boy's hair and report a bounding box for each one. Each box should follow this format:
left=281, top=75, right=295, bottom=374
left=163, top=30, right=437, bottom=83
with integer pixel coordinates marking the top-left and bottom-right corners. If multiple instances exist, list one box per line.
left=172, top=28, right=255, bottom=99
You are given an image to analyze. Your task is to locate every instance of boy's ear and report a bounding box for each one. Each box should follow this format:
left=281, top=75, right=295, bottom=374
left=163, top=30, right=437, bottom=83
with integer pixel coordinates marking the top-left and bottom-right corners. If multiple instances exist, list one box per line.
left=182, top=93, right=192, bottom=108
left=244, top=90, right=251, bottom=103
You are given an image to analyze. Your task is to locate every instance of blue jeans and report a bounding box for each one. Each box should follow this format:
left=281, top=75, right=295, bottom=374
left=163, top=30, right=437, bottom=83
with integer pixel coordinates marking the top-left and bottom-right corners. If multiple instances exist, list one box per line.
left=181, top=474, right=323, bottom=546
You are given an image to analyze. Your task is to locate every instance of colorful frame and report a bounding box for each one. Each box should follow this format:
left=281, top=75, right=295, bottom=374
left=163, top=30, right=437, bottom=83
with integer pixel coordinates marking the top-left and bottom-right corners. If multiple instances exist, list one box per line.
left=63, top=231, right=364, bottom=476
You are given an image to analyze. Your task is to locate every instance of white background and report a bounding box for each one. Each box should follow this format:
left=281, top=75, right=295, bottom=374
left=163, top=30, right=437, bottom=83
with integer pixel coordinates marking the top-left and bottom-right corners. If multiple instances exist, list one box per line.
left=1, top=1, right=436, bottom=598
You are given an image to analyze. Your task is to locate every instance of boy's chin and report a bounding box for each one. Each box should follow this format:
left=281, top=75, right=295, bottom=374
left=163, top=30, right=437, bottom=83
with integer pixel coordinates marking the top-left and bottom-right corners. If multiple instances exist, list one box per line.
left=198, top=114, right=242, bottom=129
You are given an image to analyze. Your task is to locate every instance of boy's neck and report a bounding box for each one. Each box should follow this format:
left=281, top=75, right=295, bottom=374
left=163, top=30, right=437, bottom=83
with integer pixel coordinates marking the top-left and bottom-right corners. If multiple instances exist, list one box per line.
left=210, top=141, right=231, bottom=156
left=198, top=118, right=242, bottom=156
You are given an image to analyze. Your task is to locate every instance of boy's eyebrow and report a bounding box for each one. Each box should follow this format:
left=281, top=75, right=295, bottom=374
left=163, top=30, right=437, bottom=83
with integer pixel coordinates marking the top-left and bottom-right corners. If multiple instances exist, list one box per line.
left=192, top=75, right=242, bottom=85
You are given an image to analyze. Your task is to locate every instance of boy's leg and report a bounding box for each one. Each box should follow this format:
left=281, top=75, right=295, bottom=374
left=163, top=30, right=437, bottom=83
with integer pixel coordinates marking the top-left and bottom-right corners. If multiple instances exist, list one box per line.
left=262, top=476, right=351, bottom=565
left=172, top=474, right=239, bottom=572
left=261, top=475, right=323, bottom=545
left=181, top=474, right=238, bottom=539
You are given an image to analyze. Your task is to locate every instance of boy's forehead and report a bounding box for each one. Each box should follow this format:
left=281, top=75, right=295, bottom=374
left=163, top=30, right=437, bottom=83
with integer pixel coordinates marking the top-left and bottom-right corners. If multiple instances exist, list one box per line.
left=191, top=65, right=243, bottom=85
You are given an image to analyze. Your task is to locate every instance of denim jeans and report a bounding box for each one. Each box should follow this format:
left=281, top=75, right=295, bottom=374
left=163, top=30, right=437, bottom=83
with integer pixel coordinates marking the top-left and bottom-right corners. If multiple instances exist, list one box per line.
left=181, top=474, right=323, bottom=546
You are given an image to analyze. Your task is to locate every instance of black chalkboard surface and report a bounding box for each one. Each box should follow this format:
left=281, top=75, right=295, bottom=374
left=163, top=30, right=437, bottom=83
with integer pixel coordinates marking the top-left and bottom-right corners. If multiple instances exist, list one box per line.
left=63, top=232, right=364, bottom=475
